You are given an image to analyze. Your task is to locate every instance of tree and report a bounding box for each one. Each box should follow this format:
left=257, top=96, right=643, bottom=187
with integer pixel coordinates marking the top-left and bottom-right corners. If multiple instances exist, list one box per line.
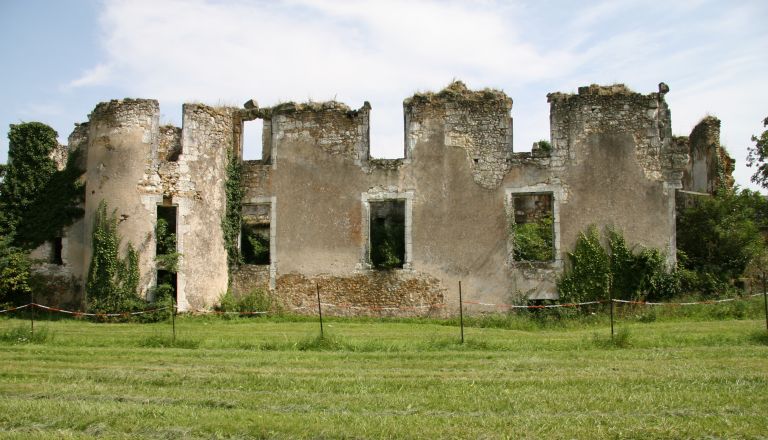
left=676, top=188, right=767, bottom=295
left=0, top=123, right=58, bottom=239
left=747, top=116, right=768, bottom=189
left=0, top=122, right=85, bottom=249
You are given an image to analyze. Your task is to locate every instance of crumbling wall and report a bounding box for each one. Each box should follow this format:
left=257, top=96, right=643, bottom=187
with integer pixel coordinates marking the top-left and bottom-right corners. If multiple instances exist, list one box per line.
left=241, top=161, right=272, bottom=202
left=266, top=101, right=373, bottom=277
left=682, top=116, right=734, bottom=194
left=46, top=80, right=696, bottom=315
left=549, top=84, right=686, bottom=266
left=404, top=81, right=513, bottom=189
left=158, top=125, right=182, bottom=161
left=83, top=99, right=160, bottom=297
left=175, top=104, right=233, bottom=310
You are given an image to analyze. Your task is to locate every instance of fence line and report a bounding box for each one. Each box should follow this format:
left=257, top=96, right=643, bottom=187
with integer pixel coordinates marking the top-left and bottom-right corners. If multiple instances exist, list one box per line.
left=0, top=303, right=168, bottom=317
left=463, top=300, right=605, bottom=309
left=611, top=293, right=762, bottom=306
left=1, top=294, right=761, bottom=317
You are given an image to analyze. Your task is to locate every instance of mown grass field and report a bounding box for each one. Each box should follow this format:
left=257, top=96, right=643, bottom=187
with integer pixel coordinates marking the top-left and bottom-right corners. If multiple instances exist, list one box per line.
left=1, top=302, right=767, bottom=439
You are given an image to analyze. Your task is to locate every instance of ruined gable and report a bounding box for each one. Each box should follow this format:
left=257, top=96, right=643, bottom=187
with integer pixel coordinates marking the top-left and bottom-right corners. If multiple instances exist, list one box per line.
left=35, top=81, right=733, bottom=314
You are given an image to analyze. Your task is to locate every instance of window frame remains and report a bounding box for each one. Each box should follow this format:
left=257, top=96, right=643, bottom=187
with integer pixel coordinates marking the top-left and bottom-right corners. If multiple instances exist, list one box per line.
left=360, top=191, right=413, bottom=271
left=505, top=186, right=562, bottom=266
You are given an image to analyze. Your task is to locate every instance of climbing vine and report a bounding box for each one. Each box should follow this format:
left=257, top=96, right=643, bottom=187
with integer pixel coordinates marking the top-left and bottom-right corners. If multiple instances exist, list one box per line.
left=558, top=226, right=677, bottom=304
left=85, top=200, right=141, bottom=312
left=16, top=149, right=85, bottom=248
left=0, top=122, right=85, bottom=249
left=0, top=122, right=58, bottom=239
left=222, top=150, right=244, bottom=269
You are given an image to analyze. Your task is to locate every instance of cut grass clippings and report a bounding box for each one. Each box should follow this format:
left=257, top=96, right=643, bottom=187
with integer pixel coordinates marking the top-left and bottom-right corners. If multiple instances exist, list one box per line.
left=0, top=310, right=766, bottom=439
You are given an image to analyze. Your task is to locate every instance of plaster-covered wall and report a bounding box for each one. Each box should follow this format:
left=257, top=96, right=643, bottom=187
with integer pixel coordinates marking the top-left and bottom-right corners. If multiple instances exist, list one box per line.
left=41, top=80, right=730, bottom=315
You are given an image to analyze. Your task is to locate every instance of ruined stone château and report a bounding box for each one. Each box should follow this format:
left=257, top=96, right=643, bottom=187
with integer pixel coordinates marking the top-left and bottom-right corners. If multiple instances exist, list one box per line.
left=32, top=81, right=733, bottom=313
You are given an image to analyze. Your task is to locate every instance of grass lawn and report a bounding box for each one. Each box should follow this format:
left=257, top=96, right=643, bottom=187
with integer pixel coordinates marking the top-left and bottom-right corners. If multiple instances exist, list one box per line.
left=0, top=306, right=767, bottom=439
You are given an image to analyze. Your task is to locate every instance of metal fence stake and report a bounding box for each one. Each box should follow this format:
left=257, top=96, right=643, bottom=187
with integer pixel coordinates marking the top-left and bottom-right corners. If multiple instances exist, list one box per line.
left=459, top=281, right=464, bottom=344
left=316, top=284, right=324, bottom=339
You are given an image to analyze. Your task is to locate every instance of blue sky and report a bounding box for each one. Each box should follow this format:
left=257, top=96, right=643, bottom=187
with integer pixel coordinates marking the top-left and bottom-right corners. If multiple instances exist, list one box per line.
left=1, top=0, right=767, bottom=189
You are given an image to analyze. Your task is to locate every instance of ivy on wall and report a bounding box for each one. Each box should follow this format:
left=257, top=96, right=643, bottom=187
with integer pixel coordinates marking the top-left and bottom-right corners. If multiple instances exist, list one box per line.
left=0, top=122, right=85, bottom=249
left=558, top=226, right=677, bottom=303
left=85, top=200, right=140, bottom=313
left=222, top=150, right=244, bottom=269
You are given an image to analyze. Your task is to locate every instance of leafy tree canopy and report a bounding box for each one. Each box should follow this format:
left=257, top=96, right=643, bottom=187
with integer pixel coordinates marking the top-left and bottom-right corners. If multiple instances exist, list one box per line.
left=676, top=187, right=767, bottom=293
left=0, top=122, right=84, bottom=248
left=0, top=122, right=58, bottom=238
left=746, top=116, right=768, bottom=189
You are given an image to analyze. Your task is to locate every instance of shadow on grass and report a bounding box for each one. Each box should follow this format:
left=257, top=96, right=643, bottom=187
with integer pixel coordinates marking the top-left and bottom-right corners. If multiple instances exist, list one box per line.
left=748, top=330, right=768, bottom=346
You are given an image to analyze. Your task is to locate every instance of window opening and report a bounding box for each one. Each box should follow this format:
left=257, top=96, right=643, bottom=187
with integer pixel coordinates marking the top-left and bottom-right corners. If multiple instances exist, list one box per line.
left=156, top=205, right=178, bottom=300
left=242, top=119, right=264, bottom=161
left=241, top=204, right=270, bottom=265
left=511, top=193, right=554, bottom=262
left=52, top=237, right=63, bottom=265
left=370, top=200, right=405, bottom=269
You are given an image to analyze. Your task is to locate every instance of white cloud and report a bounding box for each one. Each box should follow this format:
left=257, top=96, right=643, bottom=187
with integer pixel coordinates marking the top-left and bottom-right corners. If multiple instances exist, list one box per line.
left=67, top=0, right=573, bottom=156
left=64, top=0, right=768, bottom=189
left=66, top=63, right=113, bottom=89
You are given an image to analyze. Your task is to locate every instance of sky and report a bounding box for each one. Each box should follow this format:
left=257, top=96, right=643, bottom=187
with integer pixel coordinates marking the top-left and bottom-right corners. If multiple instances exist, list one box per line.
left=1, top=0, right=766, bottom=189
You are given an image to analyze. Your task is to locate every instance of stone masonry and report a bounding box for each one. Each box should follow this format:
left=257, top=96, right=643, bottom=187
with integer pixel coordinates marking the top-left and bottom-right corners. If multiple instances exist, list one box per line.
left=31, top=81, right=732, bottom=314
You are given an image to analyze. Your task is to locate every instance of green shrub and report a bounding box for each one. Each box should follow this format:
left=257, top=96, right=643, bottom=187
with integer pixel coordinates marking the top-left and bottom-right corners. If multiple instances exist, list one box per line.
left=241, top=224, right=269, bottom=265
left=557, top=226, right=610, bottom=303
left=676, top=188, right=767, bottom=295
left=558, top=226, right=677, bottom=303
left=513, top=215, right=554, bottom=261
left=155, top=217, right=180, bottom=273
left=371, top=218, right=404, bottom=269
left=0, top=234, right=31, bottom=304
left=217, top=288, right=276, bottom=316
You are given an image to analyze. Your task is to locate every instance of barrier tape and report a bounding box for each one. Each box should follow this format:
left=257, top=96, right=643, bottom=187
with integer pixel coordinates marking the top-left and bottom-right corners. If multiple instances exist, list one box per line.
left=612, top=293, right=763, bottom=307
left=319, top=302, right=445, bottom=312
left=212, top=310, right=268, bottom=315
left=1, top=293, right=761, bottom=315
left=463, top=300, right=604, bottom=309
left=0, top=304, right=31, bottom=314
left=0, top=303, right=169, bottom=317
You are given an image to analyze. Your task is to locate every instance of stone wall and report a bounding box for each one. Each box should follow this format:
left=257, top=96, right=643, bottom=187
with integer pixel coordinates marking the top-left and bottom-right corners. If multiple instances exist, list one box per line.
left=404, top=81, right=513, bottom=188
left=83, top=99, right=160, bottom=297
left=681, top=116, right=734, bottom=194
left=230, top=264, right=270, bottom=295
left=275, top=272, right=446, bottom=317
left=548, top=84, right=687, bottom=267
left=176, top=104, right=233, bottom=310
left=35, top=80, right=735, bottom=315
